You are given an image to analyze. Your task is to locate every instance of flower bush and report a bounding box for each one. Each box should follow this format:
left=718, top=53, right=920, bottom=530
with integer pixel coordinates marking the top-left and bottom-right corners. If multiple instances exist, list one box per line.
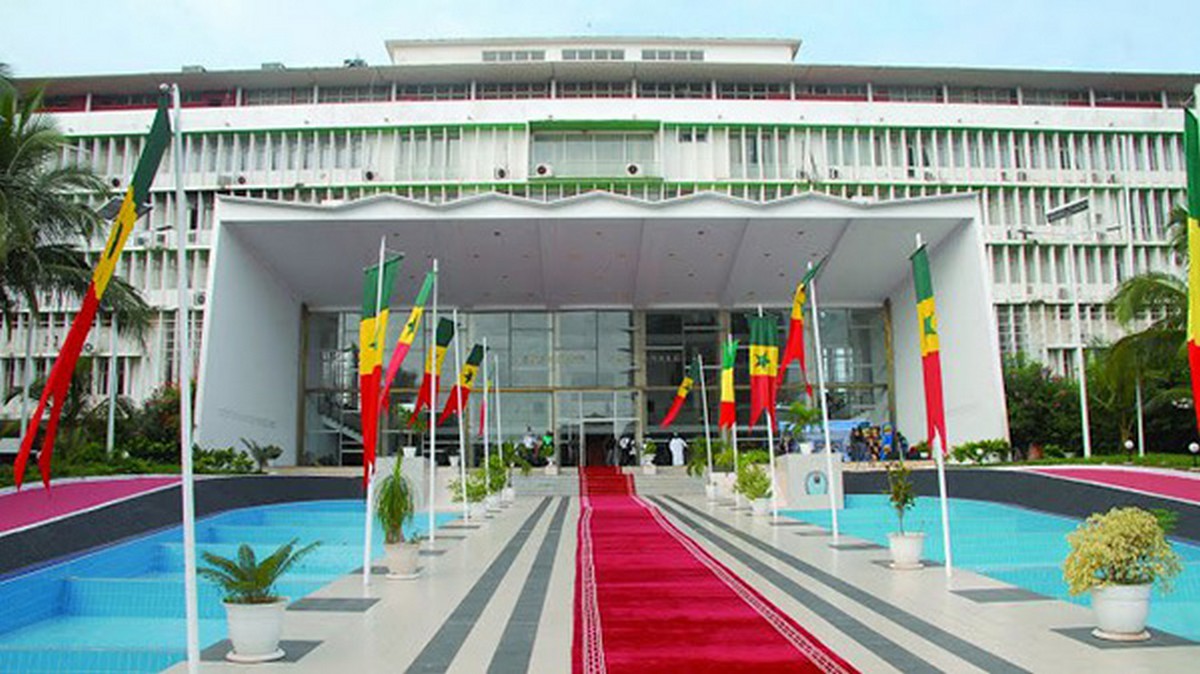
left=1063, top=506, right=1182, bottom=596
left=734, top=462, right=771, bottom=501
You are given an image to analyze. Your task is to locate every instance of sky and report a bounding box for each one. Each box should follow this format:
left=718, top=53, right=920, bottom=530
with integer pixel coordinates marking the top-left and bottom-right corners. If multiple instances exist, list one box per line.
left=2, top=0, right=1198, bottom=77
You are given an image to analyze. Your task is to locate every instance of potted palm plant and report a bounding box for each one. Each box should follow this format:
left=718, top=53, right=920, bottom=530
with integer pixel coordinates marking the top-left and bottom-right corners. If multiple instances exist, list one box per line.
left=198, top=538, right=319, bottom=662
left=450, top=468, right=489, bottom=519
left=375, top=458, right=421, bottom=579
left=394, top=406, right=426, bottom=458
left=785, top=401, right=821, bottom=453
left=1063, top=507, right=1182, bottom=640
left=641, top=439, right=658, bottom=475
left=499, top=441, right=525, bottom=502
left=885, top=462, right=924, bottom=569
left=485, top=453, right=507, bottom=510
left=735, top=462, right=772, bottom=516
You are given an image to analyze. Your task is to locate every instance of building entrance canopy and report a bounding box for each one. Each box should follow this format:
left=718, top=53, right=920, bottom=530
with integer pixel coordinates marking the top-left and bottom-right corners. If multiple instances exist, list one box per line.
left=196, top=191, right=1007, bottom=461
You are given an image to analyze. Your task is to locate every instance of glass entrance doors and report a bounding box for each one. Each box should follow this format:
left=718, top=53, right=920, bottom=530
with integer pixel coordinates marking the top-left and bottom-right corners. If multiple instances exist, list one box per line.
left=554, top=390, right=639, bottom=467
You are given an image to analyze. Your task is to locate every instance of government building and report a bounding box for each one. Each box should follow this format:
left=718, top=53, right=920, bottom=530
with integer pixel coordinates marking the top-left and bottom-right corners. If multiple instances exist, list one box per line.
left=4, top=37, right=1195, bottom=467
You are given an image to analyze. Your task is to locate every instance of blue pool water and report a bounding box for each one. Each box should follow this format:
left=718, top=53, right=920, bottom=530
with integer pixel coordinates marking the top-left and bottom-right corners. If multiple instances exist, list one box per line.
left=0, top=500, right=458, bottom=673
left=783, top=495, right=1200, bottom=641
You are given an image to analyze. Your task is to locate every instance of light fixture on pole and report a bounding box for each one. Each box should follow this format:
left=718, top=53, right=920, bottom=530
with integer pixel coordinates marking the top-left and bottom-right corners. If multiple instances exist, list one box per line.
left=1046, top=197, right=1092, bottom=459
left=1189, top=442, right=1199, bottom=468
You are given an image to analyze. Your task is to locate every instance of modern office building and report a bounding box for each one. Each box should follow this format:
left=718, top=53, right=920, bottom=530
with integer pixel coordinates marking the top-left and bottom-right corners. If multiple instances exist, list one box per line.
left=3, top=37, right=1196, bottom=466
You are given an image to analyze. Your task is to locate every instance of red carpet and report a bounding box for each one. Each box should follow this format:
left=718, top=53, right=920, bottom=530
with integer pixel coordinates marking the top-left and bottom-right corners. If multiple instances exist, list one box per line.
left=1027, top=466, right=1200, bottom=505
left=0, top=476, right=180, bottom=534
left=572, top=467, right=856, bottom=673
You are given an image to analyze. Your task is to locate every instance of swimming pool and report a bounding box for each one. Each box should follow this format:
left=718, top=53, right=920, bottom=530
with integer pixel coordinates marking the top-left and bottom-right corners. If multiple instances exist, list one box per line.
left=783, top=495, right=1200, bottom=642
left=0, top=500, right=458, bottom=673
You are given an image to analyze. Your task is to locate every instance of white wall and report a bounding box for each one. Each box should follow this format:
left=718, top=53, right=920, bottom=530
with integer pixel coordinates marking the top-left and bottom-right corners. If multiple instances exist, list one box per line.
left=890, top=216, right=1009, bottom=449
left=195, top=219, right=302, bottom=462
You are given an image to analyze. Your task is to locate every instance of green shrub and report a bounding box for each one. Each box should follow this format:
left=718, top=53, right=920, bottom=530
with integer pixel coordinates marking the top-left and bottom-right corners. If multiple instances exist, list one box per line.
left=449, top=468, right=488, bottom=503
left=485, top=453, right=508, bottom=492
left=240, top=438, right=283, bottom=472
left=1063, top=507, right=1182, bottom=595
left=739, top=449, right=770, bottom=466
left=885, top=462, right=917, bottom=535
left=734, top=462, right=771, bottom=500
left=951, top=438, right=1011, bottom=464
left=194, top=446, right=254, bottom=474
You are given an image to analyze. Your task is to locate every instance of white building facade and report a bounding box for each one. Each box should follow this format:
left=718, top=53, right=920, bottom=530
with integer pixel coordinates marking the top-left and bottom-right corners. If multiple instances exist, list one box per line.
left=3, top=38, right=1195, bottom=465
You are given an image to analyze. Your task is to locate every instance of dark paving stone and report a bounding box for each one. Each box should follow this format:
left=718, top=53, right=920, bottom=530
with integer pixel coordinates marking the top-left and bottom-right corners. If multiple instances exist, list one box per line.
left=201, top=639, right=321, bottom=663
left=828, top=542, right=885, bottom=550
left=1053, top=626, right=1196, bottom=648
left=419, top=549, right=447, bottom=557
left=289, top=597, right=379, bottom=612
left=441, top=524, right=482, bottom=530
left=430, top=534, right=467, bottom=540
left=953, top=588, right=1049, bottom=603
left=869, top=558, right=944, bottom=569
left=793, top=530, right=832, bottom=537
left=349, top=565, right=389, bottom=575
left=768, top=520, right=813, bottom=527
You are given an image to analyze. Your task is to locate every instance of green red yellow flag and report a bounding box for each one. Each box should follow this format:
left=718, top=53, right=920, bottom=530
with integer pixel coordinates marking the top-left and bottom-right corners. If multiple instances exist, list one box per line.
left=379, top=270, right=435, bottom=414
left=748, top=315, right=780, bottom=430
left=439, top=344, right=485, bottom=425
left=411, top=318, right=454, bottom=421
left=660, top=359, right=701, bottom=428
left=15, top=90, right=172, bottom=489
left=359, top=254, right=402, bottom=483
left=912, top=245, right=948, bottom=454
left=779, top=261, right=822, bottom=398
left=1184, top=108, right=1200, bottom=433
left=718, top=340, right=738, bottom=429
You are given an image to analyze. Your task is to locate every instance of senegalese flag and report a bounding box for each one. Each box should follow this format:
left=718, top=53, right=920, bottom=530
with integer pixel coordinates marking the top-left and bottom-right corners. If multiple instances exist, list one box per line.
left=660, top=359, right=700, bottom=428
left=778, top=260, right=823, bottom=398
left=359, top=254, right=403, bottom=484
left=378, top=270, right=435, bottom=414
left=1184, top=108, right=1200, bottom=433
left=718, top=340, right=739, bottom=429
left=912, top=244, right=948, bottom=454
left=15, top=90, right=172, bottom=490
left=748, top=315, right=780, bottom=430
left=411, top=318, right=454, bottom=421
left=439, top=344, right=484, bottom=425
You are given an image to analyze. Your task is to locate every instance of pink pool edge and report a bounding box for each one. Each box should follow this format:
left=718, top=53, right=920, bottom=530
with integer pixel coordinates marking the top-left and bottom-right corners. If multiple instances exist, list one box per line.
left=1025, top=466, right=1200, bottom=505
left=0, top=476, right=181, bottom=535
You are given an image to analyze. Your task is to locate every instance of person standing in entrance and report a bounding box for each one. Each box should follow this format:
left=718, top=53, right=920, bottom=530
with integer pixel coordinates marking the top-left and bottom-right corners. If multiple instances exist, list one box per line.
left=668, top=433, right=687, bottom=467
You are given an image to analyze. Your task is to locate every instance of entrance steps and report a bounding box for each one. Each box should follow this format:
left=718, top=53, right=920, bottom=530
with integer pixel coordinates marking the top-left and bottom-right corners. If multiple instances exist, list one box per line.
left=510, top=467, right=706, bottom=497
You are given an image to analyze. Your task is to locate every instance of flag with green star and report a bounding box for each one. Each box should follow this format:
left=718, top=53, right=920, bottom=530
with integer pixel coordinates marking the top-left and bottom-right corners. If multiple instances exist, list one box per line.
left=438, top=344, right=485, bottom=426
left=912, top=244, right=948, bottom=454
left=379, top=269, right=435, bottom=414
left=748, top=314, right=780, bottom=430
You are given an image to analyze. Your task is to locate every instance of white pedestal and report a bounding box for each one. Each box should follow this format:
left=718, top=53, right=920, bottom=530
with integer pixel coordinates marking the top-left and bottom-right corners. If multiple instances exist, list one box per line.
left=779, top=453, right=843, bottom=510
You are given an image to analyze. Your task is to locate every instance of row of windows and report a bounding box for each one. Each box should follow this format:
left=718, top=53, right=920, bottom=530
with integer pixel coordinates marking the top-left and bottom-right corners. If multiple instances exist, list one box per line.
left=42, top=82, right=1183, bottom=110
left=482, top=50, right=545, bottom=62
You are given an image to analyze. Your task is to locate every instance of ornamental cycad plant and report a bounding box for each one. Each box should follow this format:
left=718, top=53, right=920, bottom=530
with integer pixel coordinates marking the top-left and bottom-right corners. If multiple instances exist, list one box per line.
left=375, top=459, right=415, bottom=544
left=1063, top=507, right=1182, bottom=596
left=885, top=462, right=917, bottom=535
left=199, top=538, right=320, bottom=604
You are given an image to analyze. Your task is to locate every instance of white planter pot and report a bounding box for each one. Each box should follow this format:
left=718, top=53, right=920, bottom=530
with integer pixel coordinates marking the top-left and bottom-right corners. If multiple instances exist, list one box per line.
left=887, top=532, right=926, bottom=570
left=544, top=465, right=559, bottom=476
left=704, top=483, right=718, bottom=501
left=485, top=494, right=500, bottom=511
left=402, top=446, right=418, bottom=459
left=469, top=502, right=488, bottom=519
left=449, top=455, right=460, bottom=468
left=799, top=442, right=814, bottom=455
left=223, top=599, right=288, bottom=663
left=384, top=541, right=421, bottom=580
left=750, top=498, right=771, bottom=516
left=502, top=487, right=516, bottom=503
left=1091, top=584, right=1152, bottom=640
left=642, top=464, right=657, bottom=476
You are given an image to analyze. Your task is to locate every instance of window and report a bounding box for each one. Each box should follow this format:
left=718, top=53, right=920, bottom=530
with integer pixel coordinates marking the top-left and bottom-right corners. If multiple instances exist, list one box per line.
left=562, top=49, right=625, bottom=61
left=482, top=50, right=546, bottom=62
left=795, top=84, right=868, bottom=101
left=558, top=82, right=631, bottom=98
left=642, top=49, right=704, bottom=61
left=718, top=83, right=790, bottom=100
left=1094, top=90, right=1160, bottom=108
left=243, top=88, right=313, bottom=106
left=729, top=128, right=790, bottom=179
left=317, top=86, right=390, bottom=104
left=637, top=81, right=711, bottom=99
left=477, top=82, right=550, bottom=99
left=1023, top=89, right=1089, bottom=107
left=530, top=132, right=656, bottom=177
left=396, top=84, right=469, bottom=101
left=676, top=128, right=709, bottom=143
left=395, top=128, right=461, bottom=181
left=946, top=87, right=1018, bottom=105
left=873, top=86, right=942, bottom=103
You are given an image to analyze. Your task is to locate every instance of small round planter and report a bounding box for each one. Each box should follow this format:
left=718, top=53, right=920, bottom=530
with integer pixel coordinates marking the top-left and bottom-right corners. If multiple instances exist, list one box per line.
left=704, top=483, right=718, bottom=501
left=449, top=455, right=461, bottom=468
left=641, top=462, right=657, bottom=476
left=750, top=498, right=771, bottom=517
left=502, top=487, right=516, bottom=503
left=468, top=501, right=488, bottom=520
left=887, top=532, right=926, bottom=570
left=223, top=598, right=288, bottom=663
left=485, top=493, right=501, bottom=511
left=402, top=446, right=418, bottom=459
left=384, top=541, right=422, bottom=580
left=1091, top=584, right=1152, bottom=641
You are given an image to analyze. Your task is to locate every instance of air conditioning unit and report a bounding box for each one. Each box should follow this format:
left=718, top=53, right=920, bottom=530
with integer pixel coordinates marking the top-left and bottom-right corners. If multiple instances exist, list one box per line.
left=363, top=169, right=377, bottom=182
left=108, top=176, right=123, bottom=189
left=192, top=290, right=207, bottom=307
left=236, top=174, right=247, bottom=185
left=154, top=232, right=170, bottom=247
left=83, top=342, right=94, bottom=354
left=493, top=166, right=509, bottom=180
left=625, top=162, right=643, bottom=177
left=1016, top=171, right=1029, bottom=182
left=533, top=163, right=554, bottom=178
left=827, top=167, right=841, bottom=179
left=133, top=233, right=150, bottom=247
left=999, top=170, right=1010, bottom=181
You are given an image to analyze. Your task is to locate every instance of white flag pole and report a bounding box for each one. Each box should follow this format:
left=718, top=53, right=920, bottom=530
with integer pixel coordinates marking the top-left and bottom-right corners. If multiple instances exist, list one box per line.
left=758, top=306, right=780, bottom=523
left=361, top=237, right=386, bottom=586
left=428, top=260, right=438, bottom=544
left=452, top=309, right=468, bottom=521
left=808, top=261, right=840, bottom=542
left=171, top=83, right=200, bottom=674
left=916, top=233, right=953, bottom=578
left=106, top=312, right=118, bottom=456
left=482, top=337, right=490, bottom=504
left=730, top=335, right=741, bottom=507
left=697, top=353, right=715, bottom=500
left=494, top=353, right=506, bottom=499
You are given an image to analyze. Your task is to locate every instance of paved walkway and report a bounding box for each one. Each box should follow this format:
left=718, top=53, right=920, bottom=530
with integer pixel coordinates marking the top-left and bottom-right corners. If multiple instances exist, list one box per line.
left=1024, top=466, right=1200, bottom=505
left=0, top=476, right=180, bottom=535
left=162, top=470, right=1200, bottom=673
